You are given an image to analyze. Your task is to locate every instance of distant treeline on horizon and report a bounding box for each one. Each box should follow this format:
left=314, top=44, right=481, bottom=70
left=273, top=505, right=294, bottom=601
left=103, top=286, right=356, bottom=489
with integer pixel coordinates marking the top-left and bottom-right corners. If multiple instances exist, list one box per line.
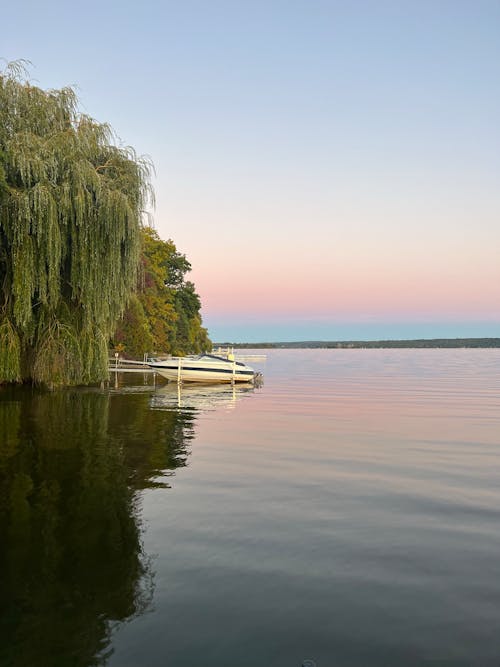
left=217, top=338, right=500, bottom=349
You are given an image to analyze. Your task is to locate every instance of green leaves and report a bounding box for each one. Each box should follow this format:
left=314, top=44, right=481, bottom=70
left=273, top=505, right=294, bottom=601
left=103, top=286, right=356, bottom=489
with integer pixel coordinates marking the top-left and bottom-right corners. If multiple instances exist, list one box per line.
left=0, top=318, right=21, bottom=383
left=0, top=62, right=153, bottom=385
left=112, top=228, right=211, bottom=357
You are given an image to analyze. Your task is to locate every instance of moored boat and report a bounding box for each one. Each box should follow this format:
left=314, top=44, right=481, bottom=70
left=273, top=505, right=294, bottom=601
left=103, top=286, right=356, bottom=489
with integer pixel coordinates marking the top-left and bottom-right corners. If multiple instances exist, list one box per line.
left=147, top=353, right=257, bottom=383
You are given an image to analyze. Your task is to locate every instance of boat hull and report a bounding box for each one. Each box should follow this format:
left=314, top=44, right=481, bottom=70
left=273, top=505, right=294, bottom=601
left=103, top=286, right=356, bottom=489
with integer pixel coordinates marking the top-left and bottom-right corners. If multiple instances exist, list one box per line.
left=148, top=355, right=256, bottom=383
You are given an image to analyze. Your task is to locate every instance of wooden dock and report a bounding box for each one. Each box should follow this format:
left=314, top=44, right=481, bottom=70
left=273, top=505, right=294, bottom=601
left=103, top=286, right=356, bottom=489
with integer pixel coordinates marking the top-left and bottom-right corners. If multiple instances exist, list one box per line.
left=108, top=357, right=155, bottom=373
left=109, top=366, right=155, bottom=373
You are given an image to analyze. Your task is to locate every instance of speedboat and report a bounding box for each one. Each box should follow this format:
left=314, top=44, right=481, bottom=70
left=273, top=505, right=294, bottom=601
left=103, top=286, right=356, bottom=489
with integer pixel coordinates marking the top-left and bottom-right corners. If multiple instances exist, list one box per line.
left=147, top=353, right=257, bottom=383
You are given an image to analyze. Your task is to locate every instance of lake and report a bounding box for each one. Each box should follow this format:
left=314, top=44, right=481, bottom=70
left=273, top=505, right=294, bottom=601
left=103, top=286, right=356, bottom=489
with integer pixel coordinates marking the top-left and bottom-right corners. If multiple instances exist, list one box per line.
left=1, top=349, right=500, bottom=667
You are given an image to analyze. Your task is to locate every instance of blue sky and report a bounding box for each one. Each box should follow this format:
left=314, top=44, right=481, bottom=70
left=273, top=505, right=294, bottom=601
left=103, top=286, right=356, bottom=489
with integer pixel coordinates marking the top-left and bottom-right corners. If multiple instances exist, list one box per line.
left=3, top=0, right=500, bottom=341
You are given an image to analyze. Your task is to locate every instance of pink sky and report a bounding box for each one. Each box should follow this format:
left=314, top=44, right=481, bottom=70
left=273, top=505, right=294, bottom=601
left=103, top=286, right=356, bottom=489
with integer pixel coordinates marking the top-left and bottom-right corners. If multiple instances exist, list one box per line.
left=181, top=222, right=500, bottom=325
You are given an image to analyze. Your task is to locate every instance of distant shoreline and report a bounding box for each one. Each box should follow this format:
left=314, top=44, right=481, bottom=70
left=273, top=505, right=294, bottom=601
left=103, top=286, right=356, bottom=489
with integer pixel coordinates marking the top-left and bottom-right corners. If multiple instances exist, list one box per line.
left=216, top=338, right=500, bottom=349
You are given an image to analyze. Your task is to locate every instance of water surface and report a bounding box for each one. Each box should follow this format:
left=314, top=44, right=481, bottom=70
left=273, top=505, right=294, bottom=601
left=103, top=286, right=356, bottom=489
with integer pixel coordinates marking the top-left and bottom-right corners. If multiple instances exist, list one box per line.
left=1, top=350, right=499, bottom=666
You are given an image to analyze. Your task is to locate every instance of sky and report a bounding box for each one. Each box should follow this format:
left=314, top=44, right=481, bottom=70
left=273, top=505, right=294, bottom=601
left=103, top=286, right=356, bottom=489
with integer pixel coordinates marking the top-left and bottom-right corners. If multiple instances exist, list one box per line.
left=3, top=0, right=499, bottom=342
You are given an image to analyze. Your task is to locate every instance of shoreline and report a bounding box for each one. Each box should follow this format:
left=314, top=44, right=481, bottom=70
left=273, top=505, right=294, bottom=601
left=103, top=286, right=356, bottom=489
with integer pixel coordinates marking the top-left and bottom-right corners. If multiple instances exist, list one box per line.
left=216, top=338, right=500, bottom=349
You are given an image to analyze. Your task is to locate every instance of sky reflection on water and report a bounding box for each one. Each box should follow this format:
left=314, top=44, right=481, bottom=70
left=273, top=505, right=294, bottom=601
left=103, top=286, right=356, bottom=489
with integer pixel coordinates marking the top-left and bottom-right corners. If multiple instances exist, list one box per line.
left=110, top=350, right=500, bottom=667
left=2, top=350, right=500, bottom=666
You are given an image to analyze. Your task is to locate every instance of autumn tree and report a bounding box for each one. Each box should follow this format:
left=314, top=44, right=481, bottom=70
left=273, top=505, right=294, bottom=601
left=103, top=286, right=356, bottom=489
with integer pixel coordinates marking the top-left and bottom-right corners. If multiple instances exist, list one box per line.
left=113, top=228, right=211, bottom=357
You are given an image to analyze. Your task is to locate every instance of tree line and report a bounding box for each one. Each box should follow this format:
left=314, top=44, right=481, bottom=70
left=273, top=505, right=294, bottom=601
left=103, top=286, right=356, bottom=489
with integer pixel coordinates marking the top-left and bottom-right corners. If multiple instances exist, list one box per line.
left=230, top=339, right=500, bottom=349
left=0, top=62, right=210, bottom=386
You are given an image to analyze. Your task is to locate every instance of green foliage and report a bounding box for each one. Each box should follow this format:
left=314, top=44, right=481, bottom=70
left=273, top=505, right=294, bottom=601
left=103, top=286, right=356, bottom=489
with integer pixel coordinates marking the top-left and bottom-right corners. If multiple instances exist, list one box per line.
left=113, top=228, right=211, bottom=357
left=0, top=61, right=153, bottom=385
left=112, top=294, right=154, bottom=360
left=0, top=317, right=21, bottom=382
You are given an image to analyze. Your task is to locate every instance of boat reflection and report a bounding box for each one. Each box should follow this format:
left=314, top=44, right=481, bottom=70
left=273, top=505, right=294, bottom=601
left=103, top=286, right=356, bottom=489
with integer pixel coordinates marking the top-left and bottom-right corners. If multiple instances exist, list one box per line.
left=150, top=382, right=257, bottom=413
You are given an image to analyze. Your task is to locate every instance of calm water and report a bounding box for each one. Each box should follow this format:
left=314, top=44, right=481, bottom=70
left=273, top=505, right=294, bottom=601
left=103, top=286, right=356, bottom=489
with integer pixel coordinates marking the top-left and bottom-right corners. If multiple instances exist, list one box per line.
left=1, top=349, right=500, bottom=667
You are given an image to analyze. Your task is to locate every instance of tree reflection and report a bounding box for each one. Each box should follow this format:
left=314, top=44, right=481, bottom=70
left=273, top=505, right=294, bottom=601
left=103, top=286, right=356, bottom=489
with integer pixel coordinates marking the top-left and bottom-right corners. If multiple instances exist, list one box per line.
left=108, top=389, right=195, bottom=490
left=0, top=385, right=196, bottom=667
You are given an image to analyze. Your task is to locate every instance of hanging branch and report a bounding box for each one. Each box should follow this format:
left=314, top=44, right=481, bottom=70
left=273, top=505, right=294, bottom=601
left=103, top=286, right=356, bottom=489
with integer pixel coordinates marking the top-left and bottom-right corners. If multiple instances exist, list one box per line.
left=0, top=61, right=154, bottom=385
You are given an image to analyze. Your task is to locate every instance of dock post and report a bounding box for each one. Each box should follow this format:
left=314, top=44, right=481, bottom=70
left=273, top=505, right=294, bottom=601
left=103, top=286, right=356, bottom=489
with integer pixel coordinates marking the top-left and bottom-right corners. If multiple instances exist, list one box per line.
left=229, top=347, right=236, bottom=385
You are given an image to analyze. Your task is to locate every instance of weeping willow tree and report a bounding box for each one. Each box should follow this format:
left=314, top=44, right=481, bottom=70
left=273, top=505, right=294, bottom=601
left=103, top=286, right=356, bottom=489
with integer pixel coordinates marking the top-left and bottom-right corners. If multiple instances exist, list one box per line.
left=0, top=62, right=153, bottom=385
